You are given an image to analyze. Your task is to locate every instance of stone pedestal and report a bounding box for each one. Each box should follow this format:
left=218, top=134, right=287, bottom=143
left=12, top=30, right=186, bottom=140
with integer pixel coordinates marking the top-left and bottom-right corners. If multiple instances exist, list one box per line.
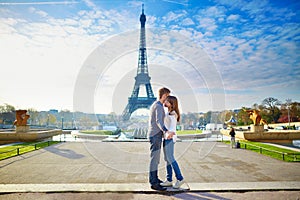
left=250, top=124, right=264, bottom=132
left=16, top=125, right=30, bottom=133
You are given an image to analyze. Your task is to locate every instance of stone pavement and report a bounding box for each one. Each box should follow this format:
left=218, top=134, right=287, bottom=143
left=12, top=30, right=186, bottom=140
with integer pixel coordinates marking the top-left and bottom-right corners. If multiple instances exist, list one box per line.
left=0, top=141, right=300, bottom=199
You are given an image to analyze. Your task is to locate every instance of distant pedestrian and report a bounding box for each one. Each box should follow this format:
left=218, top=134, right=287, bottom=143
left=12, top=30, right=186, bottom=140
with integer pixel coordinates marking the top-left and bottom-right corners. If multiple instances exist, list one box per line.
left=229, top=127, right=236, bottom=148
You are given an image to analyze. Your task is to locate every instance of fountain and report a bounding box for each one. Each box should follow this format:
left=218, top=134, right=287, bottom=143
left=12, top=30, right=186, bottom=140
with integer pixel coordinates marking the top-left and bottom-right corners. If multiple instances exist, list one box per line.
left=102, top=127, right=148, bottom=142
left=132, top=127, right=148, bottom=139
left=221, top=109, right=300, bottom=144
left=0, top=110, right=62, bottom=144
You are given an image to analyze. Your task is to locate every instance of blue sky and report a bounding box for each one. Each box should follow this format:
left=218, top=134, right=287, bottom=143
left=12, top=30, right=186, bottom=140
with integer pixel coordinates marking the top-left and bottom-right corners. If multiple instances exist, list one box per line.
left=0, top=0, right=299, bottom=114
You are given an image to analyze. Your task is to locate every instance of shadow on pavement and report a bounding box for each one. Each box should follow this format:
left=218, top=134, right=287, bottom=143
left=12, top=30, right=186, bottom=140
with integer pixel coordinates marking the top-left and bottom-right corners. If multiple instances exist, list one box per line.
left=45, top=145, right=84, bottom=159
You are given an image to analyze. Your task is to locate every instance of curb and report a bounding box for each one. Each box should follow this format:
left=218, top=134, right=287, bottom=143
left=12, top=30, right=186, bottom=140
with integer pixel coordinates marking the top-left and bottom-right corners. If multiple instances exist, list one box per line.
left=1, top=181, right=299, bottom=193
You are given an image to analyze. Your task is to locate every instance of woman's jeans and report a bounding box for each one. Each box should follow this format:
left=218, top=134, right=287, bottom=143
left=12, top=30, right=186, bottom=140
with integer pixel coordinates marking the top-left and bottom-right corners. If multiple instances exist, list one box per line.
left=163, top=139, right=183, bottom=182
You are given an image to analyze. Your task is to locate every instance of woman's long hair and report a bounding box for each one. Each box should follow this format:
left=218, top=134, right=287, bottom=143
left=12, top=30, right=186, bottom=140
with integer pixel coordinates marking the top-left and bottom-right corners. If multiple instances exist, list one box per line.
left=166, top=95, right=180, bottom=122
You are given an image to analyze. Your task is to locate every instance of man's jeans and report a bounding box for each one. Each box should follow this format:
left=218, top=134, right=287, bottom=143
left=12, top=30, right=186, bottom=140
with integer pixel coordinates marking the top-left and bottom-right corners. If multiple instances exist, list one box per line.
left=163, top=139, right=183, bottom=182
left=149, top=133, right=162, bottom=185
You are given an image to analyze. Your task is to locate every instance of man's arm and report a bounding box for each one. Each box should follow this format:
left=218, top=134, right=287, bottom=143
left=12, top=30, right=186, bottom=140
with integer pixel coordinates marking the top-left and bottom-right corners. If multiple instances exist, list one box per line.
left=155, top=105, right=168, bottom=132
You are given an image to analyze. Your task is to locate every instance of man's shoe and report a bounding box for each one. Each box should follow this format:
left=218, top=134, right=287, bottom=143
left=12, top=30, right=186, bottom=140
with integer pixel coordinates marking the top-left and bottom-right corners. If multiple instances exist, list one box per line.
left=158, top=179, right=163, bottom=184
left=151, top=184, right=167, bottom=191
left=160, top=180, right=173, bottom=187
left=173, top=179, right=185, bottom=189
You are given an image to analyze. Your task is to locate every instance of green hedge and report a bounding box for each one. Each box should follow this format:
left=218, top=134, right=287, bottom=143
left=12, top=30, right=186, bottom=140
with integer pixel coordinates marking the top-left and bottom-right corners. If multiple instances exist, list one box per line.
left=176, top=130, right=202, bottom=135
left=79, top=130, right=113, bottom=135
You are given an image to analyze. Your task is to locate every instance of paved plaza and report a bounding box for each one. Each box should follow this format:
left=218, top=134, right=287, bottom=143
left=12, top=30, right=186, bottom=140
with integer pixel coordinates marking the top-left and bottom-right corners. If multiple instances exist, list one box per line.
left=0, top=140, right=299, bottom=199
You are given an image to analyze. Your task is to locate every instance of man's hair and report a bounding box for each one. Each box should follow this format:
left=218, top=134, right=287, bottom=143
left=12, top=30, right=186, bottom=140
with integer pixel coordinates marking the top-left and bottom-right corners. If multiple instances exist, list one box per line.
left=158, top=87, right=170, bottom=99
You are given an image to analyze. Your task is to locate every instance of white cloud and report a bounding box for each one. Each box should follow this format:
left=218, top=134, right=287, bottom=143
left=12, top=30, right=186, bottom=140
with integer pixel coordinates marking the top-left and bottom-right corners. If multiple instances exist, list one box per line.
left=127, top=1, right=143, bottom=7
left=240, top=0, right=271, bottom=19
left=82, top=0, right=97, bottom=10
left=201, top=6, right=226, bottom=17
left=0, top=3, right=152, bottom=112
left=28, top=7, right=48, bottom=18
left=186, top=2, right=300, bottom=104
left=0, top=13, right=105, bottom=111
left=163, top=10, right=187, bottom=23
left=226, top=14, right=239, bottom=22
left=181, top=18, right=194, bottom=26
left=162, top=0, right=189, bottom=6
left=0, top=18, right=18, bottom=34
left=197, top=17, right=217, bottom=32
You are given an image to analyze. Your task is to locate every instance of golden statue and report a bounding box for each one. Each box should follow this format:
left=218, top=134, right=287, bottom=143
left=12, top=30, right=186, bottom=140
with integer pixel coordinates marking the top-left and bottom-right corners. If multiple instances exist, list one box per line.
left=244, top=109, right=267, bottom=126
left=13, top=110, right=30, bottom=126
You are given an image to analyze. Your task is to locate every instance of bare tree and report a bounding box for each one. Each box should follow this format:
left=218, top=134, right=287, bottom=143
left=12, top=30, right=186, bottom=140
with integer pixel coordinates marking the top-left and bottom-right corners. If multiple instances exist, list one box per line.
left=0, top=104, right=16, bottom=125
left=262, top=97, right=281, bottom=123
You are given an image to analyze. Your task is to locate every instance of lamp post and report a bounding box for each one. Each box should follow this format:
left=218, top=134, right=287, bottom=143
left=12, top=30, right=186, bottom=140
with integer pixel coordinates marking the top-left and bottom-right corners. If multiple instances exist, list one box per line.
left=286, top=99, right=292, bottom=126
left=72, top=118, right=75, bottom=129
left=61, top=117, right=64, bottom=130
left=47, top=114, right=50, bottom=128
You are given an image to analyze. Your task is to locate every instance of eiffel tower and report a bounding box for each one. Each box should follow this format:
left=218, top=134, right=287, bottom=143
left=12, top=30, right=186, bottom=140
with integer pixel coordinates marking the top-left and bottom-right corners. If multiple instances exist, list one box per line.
left=122, top=5, right=156, bottom=121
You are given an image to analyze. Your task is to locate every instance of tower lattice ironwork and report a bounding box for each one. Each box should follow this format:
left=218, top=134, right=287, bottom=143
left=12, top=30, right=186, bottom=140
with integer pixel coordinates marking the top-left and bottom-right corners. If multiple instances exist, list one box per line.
left=122, top=5, right=156, bottom=121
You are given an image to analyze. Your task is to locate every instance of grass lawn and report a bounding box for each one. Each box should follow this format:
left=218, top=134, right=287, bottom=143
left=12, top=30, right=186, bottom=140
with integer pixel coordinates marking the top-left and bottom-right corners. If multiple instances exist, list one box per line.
left=0, top=141, right=60, bottom=161
left=223, top=140, right=300, bottom=162
left=79, top=130, right=113, bottom=135
left=176, top=130, right=202, bottom=135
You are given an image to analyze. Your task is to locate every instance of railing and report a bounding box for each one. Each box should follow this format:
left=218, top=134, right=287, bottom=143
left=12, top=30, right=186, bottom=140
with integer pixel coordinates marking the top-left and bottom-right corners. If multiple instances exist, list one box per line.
left=0, top=140, right=59, bottom=161
left=239, top=142, right=300, bottom=162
